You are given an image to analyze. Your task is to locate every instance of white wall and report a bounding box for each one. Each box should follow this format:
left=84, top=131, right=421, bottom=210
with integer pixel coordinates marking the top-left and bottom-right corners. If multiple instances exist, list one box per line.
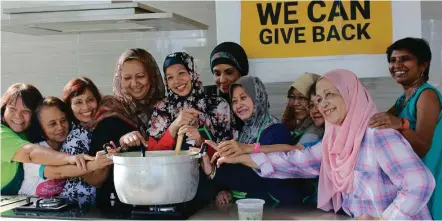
left=215, top=1, right=423, bottom=83
left=1, top=0, right=217, bottom=96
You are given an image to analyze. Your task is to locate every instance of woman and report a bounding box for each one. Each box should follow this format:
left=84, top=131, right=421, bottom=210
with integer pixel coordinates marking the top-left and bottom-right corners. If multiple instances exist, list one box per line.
left=202, top=76, right=304, bottom=205
left=61, top=77, right=103, bottom=206
left=211, top=69, right=435, bottom=220
left=210, top=42, right=249, bottom=132
left=101, top=48, right=166, bottom=150
left=1, top=84, right=92, bottom=195
left=281, top=73, right=322, bottom=144
left=89, top=48, right=166, bottom=210
left=18, top=97, right=111, bottom=199
left=210, top=42, right=249, bottom=95
left=369, top=37, right=441, bottom=219
left=304, top=82, right=325, bottom=145
left=217, top=76, right=324, bottom=156
left=148, top=52, right=231, bottom=150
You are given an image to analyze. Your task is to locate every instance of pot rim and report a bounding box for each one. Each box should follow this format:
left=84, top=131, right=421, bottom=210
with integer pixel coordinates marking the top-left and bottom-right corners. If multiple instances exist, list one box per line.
left=112, top=150, right=201, bottom=165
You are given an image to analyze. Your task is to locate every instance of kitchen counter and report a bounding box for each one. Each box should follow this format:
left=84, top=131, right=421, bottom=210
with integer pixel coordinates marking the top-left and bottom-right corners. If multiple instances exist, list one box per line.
left=1, top=199, right=349, bottom=220
left=188, top=203, right=349, bottom=220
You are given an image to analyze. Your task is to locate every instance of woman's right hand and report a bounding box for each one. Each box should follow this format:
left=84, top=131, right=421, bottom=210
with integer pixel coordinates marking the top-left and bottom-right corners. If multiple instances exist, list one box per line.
left=170, top=108, right=201, bottom=137
left=216, top=190, right=233, bottom=204
left=67, top=154, right=95, bottom=171
left=119, top=131, right=146, bottom=149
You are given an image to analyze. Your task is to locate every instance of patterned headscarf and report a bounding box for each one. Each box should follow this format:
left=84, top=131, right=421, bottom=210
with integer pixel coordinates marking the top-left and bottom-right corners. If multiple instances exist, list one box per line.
left=229, top=76, right=279, bottom=144
left=90, top=49, right=165, bottom=135
left=210, top=42, right=249, bottom=76
left=148, top=52, right=231, bottom=143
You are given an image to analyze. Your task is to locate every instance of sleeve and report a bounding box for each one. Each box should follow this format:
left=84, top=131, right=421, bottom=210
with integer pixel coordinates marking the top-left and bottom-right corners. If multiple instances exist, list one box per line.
left=298, top=125, right=323, bottom=144
left=250, top=141, right=322, bottom=178
left=374, top=129, right=436, bottom=220
left=61, top=125, right=91, bottom=155
left=259, top=124, right=292, bottom=145
left=1, top=125, right=30, bottom=162
left=147, top=101, right=172, bottom=140
left=147, top=129, right=176, bottom=151
left=213, top=98, right=233, bottom=142
left=298, top=133, right=320, bottom=145
left=90, top=118, right=136, bottom=155
left=39, top=165, right=46, bottom=180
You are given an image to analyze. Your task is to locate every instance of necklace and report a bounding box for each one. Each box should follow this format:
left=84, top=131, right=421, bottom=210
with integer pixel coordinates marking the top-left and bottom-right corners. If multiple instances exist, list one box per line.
left=396, top=82, right=424, bottom=115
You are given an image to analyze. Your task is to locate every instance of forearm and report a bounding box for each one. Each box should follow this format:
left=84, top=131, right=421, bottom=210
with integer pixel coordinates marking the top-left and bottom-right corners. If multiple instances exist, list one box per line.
left=250, top=145, right=322, bottom=178
left=240, top=155, right=259, bottom=169
left=168, top=124, right=178, bottom=139
left=13, top=143, right=70, bottom=165
left=82, top=167, right=110, bottom=188
left=243, top=144, right=296, bottom=154
left=400, top=130, right=431, bottom=157
left=44, top=161, right=95, bottom=179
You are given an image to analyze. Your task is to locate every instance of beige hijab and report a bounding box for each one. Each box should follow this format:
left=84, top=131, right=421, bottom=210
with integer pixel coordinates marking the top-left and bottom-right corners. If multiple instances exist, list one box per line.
left=291, top=72, right=321, bottom=97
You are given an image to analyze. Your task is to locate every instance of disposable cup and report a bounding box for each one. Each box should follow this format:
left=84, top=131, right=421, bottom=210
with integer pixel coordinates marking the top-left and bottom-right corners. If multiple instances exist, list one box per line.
left=236, top=198, right=265, bottom=220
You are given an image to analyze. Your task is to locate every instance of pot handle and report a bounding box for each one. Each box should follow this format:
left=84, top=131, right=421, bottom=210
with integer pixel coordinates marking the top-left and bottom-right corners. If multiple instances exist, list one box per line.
left=191, top=143, right=209, bottom=159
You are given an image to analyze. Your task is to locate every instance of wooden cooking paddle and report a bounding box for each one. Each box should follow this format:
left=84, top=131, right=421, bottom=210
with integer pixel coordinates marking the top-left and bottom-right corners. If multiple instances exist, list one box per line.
left=175, top=134, right=184, bottom=155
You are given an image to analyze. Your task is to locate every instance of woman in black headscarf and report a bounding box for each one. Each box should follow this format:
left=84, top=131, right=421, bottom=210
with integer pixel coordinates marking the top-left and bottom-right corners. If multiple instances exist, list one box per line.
left=210, top=42, right=249, bottom=132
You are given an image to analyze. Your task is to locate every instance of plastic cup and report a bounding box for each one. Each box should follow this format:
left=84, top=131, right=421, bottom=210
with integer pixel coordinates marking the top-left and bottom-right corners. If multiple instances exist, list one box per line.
left=236, top=198, right=265, bottom=220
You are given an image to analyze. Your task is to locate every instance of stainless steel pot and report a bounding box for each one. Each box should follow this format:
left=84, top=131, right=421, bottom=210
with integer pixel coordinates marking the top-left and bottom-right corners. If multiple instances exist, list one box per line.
left=112, top=150, right=205, bottom=205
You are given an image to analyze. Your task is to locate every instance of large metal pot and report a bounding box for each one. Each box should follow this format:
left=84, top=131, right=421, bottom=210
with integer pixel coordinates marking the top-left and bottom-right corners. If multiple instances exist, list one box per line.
left=112, top=150, right=204, bottom=205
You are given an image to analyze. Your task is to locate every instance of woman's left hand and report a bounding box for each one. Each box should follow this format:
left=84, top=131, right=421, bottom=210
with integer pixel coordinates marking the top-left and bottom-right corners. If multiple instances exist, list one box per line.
left=215, top=154, right=248, bottom=168
left=369, top=112, right=402, bottom=130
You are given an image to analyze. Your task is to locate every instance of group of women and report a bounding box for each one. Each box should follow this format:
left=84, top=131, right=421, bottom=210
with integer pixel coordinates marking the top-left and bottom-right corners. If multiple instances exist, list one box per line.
left=1, top=37, right=441, bottom=220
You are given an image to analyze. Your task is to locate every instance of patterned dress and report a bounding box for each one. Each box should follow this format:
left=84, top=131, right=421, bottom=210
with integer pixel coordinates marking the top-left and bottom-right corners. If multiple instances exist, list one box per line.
left=60, top=124, right=95, bottom=207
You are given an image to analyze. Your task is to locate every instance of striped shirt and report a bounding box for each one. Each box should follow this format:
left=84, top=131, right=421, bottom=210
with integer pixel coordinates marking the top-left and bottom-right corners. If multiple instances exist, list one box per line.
left=250, top=128, right=435, bottom=220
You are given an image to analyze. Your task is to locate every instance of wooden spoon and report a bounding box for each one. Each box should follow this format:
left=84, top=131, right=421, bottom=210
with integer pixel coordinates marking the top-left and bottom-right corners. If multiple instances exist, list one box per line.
left=175, top=134, right=184, bottom=155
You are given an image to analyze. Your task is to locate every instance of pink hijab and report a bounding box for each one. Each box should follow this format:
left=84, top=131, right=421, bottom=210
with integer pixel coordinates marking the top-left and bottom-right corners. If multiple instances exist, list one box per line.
left=317, top=69, right=377, bottom=212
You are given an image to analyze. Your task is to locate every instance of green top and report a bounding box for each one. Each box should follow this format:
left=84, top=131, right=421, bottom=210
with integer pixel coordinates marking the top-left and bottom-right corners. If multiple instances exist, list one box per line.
left=393, top=82, right=442, bottom=219
left=1, top=124, right=29, bottom=194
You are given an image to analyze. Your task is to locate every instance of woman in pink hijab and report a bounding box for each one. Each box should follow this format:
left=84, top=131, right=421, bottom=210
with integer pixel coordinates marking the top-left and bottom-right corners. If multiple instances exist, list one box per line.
left=210, top=69, right=435, bottom=220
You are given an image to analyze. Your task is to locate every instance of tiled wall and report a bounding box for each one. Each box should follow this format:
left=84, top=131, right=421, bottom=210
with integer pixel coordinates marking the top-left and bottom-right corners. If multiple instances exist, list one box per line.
left=1, top=1, right=441, bottom=120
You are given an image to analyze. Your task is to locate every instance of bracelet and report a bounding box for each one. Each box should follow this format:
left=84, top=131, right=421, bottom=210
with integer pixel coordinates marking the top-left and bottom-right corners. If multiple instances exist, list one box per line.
left=208, top=166, right=216, bottom=179
left=253, top=143, right=261, bottom=153
left=400, top=118, right=410, bottom=130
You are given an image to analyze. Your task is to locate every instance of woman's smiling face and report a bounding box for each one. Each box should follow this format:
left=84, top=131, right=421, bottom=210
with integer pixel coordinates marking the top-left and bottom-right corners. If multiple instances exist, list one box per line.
left=315, top=78, right=347, bottom=125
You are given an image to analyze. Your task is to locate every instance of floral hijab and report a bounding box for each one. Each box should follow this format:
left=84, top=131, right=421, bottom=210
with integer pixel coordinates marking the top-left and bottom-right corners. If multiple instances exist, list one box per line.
left=148, top=52, right=231, bottom=142
left=229, top=76, right=279, bottom=144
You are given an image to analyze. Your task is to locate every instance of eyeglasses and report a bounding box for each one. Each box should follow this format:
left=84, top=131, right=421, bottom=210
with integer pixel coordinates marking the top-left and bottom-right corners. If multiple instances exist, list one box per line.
left=308, top=103, right=317, bottom=110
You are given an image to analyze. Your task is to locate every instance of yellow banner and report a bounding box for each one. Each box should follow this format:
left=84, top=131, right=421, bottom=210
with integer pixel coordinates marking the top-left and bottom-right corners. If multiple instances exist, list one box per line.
left=240, top=0, right=392, bottom=58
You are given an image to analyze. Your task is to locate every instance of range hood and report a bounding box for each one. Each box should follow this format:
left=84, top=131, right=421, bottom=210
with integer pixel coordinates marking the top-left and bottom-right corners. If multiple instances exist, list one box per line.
left=1, top=2, right=208, bottom=35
